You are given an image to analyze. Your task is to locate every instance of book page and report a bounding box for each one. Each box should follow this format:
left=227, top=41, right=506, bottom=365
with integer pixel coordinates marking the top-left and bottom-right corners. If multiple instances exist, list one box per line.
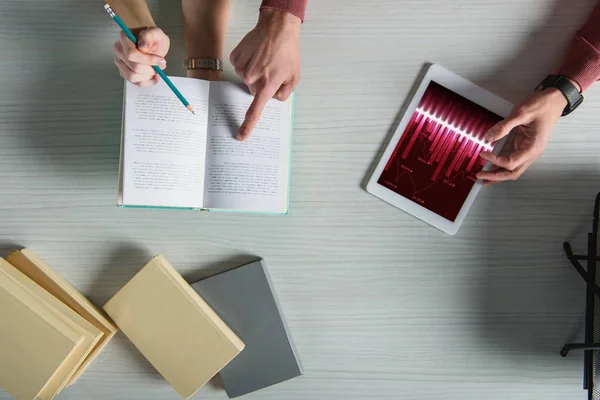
left=204, top=81, right=292, bottom=213
left=122, top=78, right=209, bottom=208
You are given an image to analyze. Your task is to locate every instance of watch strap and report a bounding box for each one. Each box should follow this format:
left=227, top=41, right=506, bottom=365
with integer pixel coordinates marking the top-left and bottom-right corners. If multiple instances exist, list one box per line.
left=537, top=75, right=584, bottom=116
left=184, top=58, right=223, bottom=71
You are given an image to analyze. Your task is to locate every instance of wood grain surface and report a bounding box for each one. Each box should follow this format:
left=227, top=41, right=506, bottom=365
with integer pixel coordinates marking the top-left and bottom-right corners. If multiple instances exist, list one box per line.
left=1, top=0, right=599, bottom=399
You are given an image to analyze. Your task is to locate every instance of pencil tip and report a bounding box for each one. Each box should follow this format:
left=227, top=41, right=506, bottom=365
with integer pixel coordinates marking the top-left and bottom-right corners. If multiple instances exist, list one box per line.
left=186, top=105, right=195, bottom=115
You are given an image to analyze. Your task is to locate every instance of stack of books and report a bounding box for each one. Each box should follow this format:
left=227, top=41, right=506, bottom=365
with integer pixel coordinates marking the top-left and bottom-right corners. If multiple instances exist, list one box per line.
left=0, top=249, right=118, bottom=400
left=0, top=250, right=302, bottom=399
left=103, top=255, right=303, bottom=399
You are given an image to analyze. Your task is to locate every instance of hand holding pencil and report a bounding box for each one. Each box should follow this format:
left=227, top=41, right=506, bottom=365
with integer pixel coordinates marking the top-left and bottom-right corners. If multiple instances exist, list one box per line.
left=112, top=28, right=169, bottom=88
left=105, top=4, right=194, bottom=114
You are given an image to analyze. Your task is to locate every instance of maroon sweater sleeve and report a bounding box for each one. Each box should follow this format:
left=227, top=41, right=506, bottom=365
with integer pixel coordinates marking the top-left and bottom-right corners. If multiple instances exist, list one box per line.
left=558, top=2, right=600, bottom=92
left=260, top=0, right=308, bottom=22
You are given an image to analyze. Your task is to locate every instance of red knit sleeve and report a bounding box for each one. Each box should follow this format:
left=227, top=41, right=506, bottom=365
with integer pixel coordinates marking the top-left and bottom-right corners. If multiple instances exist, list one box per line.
left=260, top=0, right=308, bottom=22
left=558, top=2, right=600, bottom=92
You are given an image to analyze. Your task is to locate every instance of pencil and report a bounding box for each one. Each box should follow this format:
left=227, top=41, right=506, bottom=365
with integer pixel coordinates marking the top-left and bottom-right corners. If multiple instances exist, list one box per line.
left=104, top=3, right=195, bottom=114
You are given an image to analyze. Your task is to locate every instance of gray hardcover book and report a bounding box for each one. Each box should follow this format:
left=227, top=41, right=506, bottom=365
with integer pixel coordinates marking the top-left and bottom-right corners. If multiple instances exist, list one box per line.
left=191, top=260, right=303, bottom=398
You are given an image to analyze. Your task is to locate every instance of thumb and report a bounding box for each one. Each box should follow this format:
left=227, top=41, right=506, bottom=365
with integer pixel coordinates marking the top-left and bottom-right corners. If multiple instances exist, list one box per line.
left=137, top=27, right=170, bottom=57
left=484, top=112, right=526, bottom=143
left=237, top=88, right=274, bottom=141
left=274, top=83, right=294, bottom=101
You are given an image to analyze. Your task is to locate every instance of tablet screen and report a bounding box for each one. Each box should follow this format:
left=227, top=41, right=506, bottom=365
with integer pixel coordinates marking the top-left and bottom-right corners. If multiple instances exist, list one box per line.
left=377, top=81, right=502, bottom=222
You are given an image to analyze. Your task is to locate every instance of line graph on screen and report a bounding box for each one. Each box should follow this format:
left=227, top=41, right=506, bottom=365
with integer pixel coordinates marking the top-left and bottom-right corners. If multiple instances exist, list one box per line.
left=377, top=82, right=502, bottom=221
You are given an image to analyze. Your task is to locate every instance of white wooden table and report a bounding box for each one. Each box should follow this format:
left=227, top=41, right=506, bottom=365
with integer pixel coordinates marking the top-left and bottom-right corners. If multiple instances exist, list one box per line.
left=1, top=1, right=600, bottom=399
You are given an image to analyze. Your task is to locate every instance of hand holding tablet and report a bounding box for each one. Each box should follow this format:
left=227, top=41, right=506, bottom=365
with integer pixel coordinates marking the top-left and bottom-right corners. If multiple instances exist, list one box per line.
left=476, top=88, right=570, bottom=185
left=366, top=64, right=513, bottom=235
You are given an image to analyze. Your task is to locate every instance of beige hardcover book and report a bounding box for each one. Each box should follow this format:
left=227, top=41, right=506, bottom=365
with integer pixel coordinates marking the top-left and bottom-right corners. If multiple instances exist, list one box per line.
left=0, top=270, right=84, bottom=400
left=6, top=249, right=118, bottom=385
left=104, top=255, right=245, bottom=399
left=0, top=260, right=102, bottom=399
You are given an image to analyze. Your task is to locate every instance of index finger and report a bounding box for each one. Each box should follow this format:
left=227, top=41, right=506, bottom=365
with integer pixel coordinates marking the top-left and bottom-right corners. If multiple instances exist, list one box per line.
left=237, top=86, right=277, bottom=141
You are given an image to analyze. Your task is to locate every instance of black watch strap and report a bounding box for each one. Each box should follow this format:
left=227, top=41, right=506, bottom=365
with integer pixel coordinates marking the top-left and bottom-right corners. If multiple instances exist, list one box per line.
left=536, top=74, right=584, bottom=116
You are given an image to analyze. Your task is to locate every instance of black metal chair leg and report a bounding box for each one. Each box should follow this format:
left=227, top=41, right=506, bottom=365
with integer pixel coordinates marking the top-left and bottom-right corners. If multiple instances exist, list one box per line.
left=564, top=242, right=600, bottom=299
left=561, top=343, right=600, bottom=357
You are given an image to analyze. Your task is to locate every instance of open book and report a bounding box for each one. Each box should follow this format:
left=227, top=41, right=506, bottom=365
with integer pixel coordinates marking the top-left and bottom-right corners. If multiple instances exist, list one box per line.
left=118, top=77, right=293, bottom=214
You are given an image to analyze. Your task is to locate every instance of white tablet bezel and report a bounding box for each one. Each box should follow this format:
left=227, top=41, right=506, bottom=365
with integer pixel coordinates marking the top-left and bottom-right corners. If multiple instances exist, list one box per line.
left=366, top=64, right=514, bottom=235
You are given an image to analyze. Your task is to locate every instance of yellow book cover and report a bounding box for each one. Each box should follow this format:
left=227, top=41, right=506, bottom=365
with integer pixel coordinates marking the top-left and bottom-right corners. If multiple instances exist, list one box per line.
left=6, top=249, right=118, bottom=385
left=104, top=255, right=245, bottom=399
left=0, top=270, right=83, bottom=400
left=0, top=259, right=102, bottom=399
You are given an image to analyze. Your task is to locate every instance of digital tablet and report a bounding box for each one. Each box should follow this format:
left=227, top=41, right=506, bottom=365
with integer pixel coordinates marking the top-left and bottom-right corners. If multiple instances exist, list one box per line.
left=366, top=64, right=513, bottom=235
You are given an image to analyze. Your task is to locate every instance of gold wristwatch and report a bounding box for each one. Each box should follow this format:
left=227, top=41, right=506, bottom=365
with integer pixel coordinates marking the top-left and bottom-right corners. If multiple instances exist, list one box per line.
left=183, top=58, right=223, bottom=71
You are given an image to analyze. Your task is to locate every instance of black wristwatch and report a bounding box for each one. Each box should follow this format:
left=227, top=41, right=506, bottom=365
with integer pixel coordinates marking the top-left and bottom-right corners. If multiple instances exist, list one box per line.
left=535, top=74, right=584, bottom=116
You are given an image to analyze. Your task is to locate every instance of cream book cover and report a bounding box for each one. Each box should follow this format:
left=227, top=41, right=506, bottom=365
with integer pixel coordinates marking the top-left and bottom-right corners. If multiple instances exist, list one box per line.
left=0, top=268, right=83, bottom=400
left=103, top=255, right=245, bottom=399
left=6, top=249, right=118, bottom=385
left=0, top=259, right=102, bottom=399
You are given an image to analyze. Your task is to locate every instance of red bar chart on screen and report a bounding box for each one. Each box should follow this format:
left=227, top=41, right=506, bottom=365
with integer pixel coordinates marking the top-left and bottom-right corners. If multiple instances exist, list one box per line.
left=378, top=82, right=502, bottom=222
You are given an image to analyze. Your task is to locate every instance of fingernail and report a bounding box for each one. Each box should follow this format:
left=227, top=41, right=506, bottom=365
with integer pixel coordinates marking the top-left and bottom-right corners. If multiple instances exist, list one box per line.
left=485, top=132, right=494, bottom=141
left=479, top=151, right=490, bottom=159
left=158, top=59, right=167, bottom=69
left=237, top=123, right=249, bottom=140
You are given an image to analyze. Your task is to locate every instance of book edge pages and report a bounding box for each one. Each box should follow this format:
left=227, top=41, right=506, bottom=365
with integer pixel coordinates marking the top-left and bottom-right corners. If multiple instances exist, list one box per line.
left=283, top=91, right=294, bottom=215
left=10, top=249, right=118, bottom=334
left=6, top=250, right=117, bottom=386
